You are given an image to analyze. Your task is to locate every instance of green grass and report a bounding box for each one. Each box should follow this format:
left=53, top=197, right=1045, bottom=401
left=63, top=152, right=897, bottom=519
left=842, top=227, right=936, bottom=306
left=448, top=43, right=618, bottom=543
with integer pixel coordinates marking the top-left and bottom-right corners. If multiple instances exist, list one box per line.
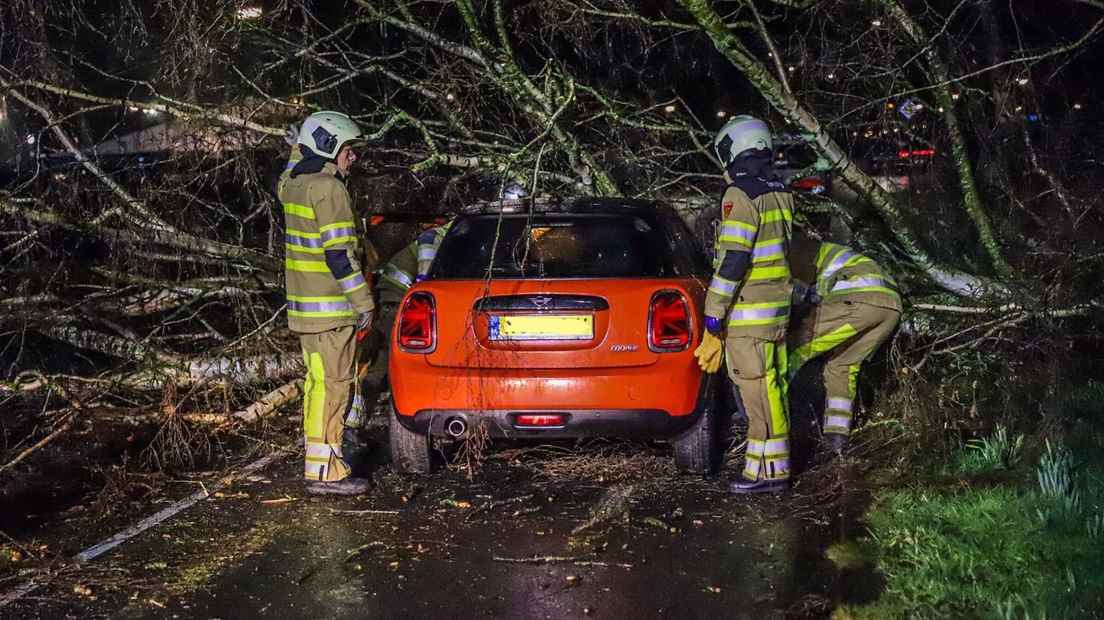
left=847, top=435, right=1104, bottom=619
left=955, top=425, right=1025, bottom=475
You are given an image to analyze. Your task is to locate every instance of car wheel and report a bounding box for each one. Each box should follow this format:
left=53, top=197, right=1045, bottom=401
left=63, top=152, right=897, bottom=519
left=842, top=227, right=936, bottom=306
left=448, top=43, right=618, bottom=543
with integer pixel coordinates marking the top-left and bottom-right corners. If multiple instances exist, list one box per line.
left=389, top=402, right=432, bottom=474
left=672, top=386, right=718, bottom=474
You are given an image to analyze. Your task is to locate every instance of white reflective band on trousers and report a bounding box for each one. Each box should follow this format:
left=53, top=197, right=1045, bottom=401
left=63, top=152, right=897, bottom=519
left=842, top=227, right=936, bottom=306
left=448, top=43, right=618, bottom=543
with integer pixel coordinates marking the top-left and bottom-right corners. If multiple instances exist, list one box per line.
left=825, top=415, right=852, bottom=432
left=743, top=436, right=791, bottom=480
left=826, top=397, right=853, bottom=412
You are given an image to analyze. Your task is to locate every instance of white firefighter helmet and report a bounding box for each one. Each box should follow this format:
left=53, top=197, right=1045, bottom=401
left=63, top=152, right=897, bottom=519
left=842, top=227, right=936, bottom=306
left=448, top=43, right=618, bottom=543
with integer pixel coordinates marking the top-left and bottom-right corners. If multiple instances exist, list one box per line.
left=713, top=115, right=772, bottom=166
left=297, top=111, right=364, bottom=159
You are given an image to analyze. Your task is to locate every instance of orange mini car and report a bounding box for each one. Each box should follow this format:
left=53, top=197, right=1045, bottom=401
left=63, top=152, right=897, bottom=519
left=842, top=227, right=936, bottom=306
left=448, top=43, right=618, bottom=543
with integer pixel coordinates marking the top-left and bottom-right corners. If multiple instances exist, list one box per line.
left=387, top=199, right=721, bottom=473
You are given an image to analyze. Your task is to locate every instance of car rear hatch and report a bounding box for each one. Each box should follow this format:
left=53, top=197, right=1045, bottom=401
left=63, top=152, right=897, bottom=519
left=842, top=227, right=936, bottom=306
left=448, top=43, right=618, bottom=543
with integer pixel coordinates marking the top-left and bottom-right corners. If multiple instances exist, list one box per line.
left=414, top=210, right=702, bottom=370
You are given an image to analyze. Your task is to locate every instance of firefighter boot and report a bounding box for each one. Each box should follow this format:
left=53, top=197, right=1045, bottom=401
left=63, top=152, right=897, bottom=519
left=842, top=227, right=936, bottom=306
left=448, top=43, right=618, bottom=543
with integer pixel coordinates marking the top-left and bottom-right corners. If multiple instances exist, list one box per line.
left=305, top=477, right=372, bottom=496
left=728, top=478, right=792, bottom=495
left=823, top=433, right=848, bottom=456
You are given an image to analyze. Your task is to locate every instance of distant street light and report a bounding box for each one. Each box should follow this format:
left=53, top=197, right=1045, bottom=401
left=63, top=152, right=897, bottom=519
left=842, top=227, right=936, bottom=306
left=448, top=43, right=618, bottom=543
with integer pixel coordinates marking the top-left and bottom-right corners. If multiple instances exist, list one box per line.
left=26, top=135, right=36, bottom=145
left=871, top=19, right=882, bottom=27
left=1073, top=103, right=1083, bottom=110
left=1016, top=78, right=1029, bottom=86
left=716, top=110, right=727, bottom=118
left=663, top=105, right=676, bottom=113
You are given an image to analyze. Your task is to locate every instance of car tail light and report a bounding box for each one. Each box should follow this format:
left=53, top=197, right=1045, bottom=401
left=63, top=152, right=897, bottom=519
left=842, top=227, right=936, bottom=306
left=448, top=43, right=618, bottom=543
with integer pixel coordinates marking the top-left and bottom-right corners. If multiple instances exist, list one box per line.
left=648, top=291, right=691, bottom=352
left=515, top=414, right=565, bottom=427
left=398, top=292, right=436, bottom=352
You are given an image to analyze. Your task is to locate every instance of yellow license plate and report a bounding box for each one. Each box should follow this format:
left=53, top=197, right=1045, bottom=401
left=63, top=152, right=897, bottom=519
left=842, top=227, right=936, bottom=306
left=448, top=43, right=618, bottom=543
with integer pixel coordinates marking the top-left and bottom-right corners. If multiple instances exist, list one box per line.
left=489, top=314, right=593, bottom=341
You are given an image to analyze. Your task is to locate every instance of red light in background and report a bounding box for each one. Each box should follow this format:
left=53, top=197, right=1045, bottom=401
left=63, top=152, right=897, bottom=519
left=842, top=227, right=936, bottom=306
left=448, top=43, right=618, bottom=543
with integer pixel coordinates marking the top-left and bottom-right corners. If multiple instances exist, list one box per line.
left=898, top=148, right=936, bottom=159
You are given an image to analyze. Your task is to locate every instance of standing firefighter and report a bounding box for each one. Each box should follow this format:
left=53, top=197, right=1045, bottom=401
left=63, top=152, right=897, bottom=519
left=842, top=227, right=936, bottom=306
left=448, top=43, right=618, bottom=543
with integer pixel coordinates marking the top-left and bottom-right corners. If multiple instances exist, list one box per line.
left=694, top=115, right=795, bottom=494
left=279, top=111, right=376, bottom=495
left=787, top=233, right=902, bottom=455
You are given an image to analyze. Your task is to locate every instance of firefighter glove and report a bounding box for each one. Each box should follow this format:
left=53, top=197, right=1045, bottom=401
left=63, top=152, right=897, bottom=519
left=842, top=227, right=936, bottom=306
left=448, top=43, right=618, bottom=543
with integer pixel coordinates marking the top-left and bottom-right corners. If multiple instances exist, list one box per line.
left=694, top=331, right=724, bottom=374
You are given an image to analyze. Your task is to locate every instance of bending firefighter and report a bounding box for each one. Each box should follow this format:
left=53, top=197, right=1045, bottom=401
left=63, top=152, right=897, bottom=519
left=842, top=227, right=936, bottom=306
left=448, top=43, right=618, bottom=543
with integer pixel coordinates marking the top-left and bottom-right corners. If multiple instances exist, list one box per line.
left=787, top=233, right=901, bottom=455
left=279, top=111, right=375, bottom=496
left=376, top=219, right=453, bottom=333
left=694, top=115, right=795, bottom=494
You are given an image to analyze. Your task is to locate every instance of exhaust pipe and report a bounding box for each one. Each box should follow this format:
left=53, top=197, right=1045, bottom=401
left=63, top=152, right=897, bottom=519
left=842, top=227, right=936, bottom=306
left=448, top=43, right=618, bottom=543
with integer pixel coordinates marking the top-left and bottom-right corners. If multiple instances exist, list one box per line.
left=445, top=417, right=468, bottom=438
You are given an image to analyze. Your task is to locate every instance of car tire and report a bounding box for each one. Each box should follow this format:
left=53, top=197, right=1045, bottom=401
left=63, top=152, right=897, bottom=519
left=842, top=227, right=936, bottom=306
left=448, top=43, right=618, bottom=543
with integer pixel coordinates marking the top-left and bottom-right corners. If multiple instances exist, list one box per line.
left=672, top=382, right=718, bottom=474
left=389, top=402, right=433, bottom=474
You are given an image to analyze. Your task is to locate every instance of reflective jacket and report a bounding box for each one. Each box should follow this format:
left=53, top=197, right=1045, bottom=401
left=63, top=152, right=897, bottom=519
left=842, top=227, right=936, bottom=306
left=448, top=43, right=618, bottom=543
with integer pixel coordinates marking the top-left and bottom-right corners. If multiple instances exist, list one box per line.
left=378, top=240, right=418, bottom=304
left=705, top=175, right=794, bottom=340
left=791, top=240, right=902, bottom=312
left=279, top=162, right=375, bottom=334
left=378, top=220, right=454, bottom=304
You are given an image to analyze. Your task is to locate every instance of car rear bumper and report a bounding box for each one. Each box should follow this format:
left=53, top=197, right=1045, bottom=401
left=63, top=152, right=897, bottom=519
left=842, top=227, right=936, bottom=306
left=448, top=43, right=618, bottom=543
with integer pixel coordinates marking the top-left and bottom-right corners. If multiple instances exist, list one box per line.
left=394, top=374, right=718, bottom=440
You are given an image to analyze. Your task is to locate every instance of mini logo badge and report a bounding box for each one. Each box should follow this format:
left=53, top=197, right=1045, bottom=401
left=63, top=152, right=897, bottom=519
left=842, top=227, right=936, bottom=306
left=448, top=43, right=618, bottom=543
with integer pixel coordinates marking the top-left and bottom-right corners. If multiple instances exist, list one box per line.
left=610, top=344, right=638, bottom=352
left=531, top=296, right=552, bottom=308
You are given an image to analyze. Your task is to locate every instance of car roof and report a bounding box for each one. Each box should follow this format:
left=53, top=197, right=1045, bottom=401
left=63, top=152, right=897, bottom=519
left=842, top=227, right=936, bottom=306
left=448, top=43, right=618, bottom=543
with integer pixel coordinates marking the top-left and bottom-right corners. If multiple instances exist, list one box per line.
left=459, top=197, right=665, bottom=217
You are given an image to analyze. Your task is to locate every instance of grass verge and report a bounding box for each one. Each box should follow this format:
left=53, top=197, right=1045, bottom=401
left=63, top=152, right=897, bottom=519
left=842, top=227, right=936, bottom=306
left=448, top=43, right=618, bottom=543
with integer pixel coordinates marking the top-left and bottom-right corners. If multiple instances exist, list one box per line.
left=841, top=427, right=1104, bottom=619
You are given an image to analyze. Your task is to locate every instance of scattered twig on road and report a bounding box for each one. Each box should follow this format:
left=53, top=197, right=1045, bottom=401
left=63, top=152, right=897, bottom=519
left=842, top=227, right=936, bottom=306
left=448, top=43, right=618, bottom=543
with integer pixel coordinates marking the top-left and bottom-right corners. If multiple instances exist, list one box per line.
left=464, top=493, right=536, bottom=522
left=492, top=555, right=633, bottom=569
left=260, top=496, right=297, bottom=506
left=329, top=508, right=401, bottom=516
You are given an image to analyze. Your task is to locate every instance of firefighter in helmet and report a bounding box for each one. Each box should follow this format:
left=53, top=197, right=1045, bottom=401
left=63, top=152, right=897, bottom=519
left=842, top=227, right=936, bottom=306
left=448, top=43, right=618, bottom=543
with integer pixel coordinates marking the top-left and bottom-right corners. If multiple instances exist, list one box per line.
left=694, top=115, right=795, bottom=494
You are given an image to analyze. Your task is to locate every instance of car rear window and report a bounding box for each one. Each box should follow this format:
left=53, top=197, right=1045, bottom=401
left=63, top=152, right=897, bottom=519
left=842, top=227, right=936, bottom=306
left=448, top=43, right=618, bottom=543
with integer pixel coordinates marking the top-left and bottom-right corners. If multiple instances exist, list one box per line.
left=430, top=214, right=679, bottom=279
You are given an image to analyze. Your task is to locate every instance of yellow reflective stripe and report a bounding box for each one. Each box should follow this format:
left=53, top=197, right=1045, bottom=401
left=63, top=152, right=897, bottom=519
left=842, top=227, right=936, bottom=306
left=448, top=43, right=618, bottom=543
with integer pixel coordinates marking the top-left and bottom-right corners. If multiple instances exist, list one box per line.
left=815, top=243, right=842, bottom=270
left=747, top=266, right=790, bottom=280
left=285, top=258, right=329, bottom=272
left=303, top=352, right=325, bottom=438
left=760, top=208, right=792, bottom=224
left=286, top=228, right=320, bottom=239
left=285, top=243, right=325, bottom=255
left=322, top=235, right=357, bottom=248
left=765, top=343, right=789, bottom=435
left=319, top=221, right=355, bottom=233
left=843, top=255, right=873, bottom=268
left=284, top=203, right=315, bottom=220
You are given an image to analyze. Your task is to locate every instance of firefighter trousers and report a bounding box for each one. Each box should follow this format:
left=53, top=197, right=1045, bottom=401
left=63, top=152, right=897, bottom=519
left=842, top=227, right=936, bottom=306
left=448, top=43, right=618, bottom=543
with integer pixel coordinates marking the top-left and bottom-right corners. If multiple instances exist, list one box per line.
left=788, top=299, right=900, bottom=437
left=726, top=336, right=790, bottom=482
left=299, top=326, right=357, bottom=481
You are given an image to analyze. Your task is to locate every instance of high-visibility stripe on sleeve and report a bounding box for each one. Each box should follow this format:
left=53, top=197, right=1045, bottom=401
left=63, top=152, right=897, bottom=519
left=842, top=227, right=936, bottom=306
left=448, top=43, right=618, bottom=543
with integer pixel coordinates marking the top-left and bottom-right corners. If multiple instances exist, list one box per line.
left=320, top=222, right=357, bottom=248
left=338, top=272, right=367, bottom=294
left=382, top=264, right=414, bottom=290
left=718, top=221, right=756, bottom=248
left=283, top=202, right=315, bottom=220
left=417, top=246, right=438, bottom=262
left=708, top=275, right=738, bottom=298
